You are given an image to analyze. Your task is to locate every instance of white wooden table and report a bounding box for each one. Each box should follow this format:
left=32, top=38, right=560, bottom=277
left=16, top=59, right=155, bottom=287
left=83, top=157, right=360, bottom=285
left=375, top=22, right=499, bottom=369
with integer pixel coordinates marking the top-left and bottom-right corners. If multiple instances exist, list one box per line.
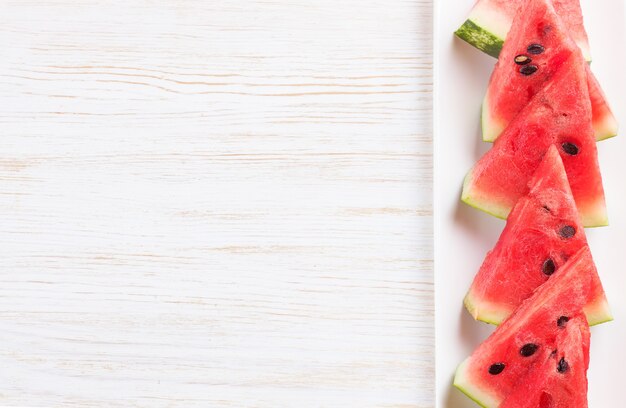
left=0, top=1, right=433, bottom=406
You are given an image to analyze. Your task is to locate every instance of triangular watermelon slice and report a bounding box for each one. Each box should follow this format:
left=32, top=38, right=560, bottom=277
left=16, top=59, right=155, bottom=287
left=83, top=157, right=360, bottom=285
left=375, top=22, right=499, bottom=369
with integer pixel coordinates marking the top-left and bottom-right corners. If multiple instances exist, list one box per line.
left=465, top=145, right=612, bottom=325
left=462, top=51, right=608, bottom=227
left=455, top=0, right=591, bottom=61
left=481, top=0, right=618, bottom=142
left=454, top=246, right=606, bottom=407
left=499, top=315, right=590, bottom=407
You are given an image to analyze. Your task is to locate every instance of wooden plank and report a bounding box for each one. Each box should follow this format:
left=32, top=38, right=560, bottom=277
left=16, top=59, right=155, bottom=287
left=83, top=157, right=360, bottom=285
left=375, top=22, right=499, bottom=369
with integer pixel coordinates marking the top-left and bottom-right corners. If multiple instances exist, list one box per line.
left=0, top=1, right=433, bottom=406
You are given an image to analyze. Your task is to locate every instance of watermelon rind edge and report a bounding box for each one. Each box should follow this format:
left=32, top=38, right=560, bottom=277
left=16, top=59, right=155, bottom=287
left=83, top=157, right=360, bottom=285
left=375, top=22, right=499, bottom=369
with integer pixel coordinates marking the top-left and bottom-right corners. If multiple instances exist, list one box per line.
left=595, top=115, right=619, bottom=142
left=465, top=278, right=614, bottom=327
left=481, top=76, right=616, bottom=143
left=462, top=167, right=610, bottom=228
left=579, top=203, right=609, bottom=229
left=455, top=19, right=503, bottom=59
left=453, top=358, right=499, bottom=408
left=585, top=297, right=614, bottom=327
left=463, top=289, right=508, bottom=326
left=483, top=103, right=619, bottom=144
left=460, top=170, right=509, bottom=221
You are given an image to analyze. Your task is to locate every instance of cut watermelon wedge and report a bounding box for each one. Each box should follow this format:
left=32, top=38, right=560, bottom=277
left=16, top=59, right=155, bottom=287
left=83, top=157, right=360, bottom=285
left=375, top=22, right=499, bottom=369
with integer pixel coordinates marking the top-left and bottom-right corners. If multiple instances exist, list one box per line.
left=462, top=52, right=608, bottom=227
left=587, top=65, right=619, bottom=141
left=455, top=0, right=591, bottom=61
left=500, top=315, right=590, bottom=408
left=465, top=145, right=612, bottom=325
left=481, top=0, right=618, bottom=142
left=454, top=246, right=607, bottom=407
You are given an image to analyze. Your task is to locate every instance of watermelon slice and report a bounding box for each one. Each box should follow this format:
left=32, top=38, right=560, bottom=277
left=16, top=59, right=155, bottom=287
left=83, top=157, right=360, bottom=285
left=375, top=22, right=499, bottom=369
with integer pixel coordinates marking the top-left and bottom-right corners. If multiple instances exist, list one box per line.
left=455, top=0, right=591, bottom=61
left=462, top=51, right=608, bottom=227
left=481, top=0, right=618, bottom=142
left=499, top=315, right=590, bottom=407
left=588, top=65, right=619, bottom=141
left=465, top=145, right=612, bottom=325
left=454, top=246, right=606, bottom=407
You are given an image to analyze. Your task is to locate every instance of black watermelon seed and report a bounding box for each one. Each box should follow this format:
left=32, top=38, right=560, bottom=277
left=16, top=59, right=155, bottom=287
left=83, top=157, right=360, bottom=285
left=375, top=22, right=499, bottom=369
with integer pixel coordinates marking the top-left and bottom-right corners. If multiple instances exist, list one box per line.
left=557, top=316, right=570, bottom=327
left=520, top=343, right=539, bottom=357
left=489, top=363, right=506, bottom=375
left=559, top=225, right=576, bottom=239
left=542, top=205, right=551, bottom=213
left=527, top=43, right=545, bottom=54
left=520, top=65, right=539, bottom=76
left=542, top=258, right=556, bottom=276
left=514, top=55, right=532, bottom=65
left=557, top=357, right=569, bottom=373
left=562, top=142, right=579, bottom=155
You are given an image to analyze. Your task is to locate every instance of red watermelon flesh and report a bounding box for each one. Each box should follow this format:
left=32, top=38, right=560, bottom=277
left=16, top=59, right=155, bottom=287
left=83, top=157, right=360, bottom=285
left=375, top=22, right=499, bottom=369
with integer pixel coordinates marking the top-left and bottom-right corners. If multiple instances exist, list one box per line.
left=465, top=145, right=611, bottom=326
left=500, top=315, right=590, bottom=408
left=454, top=247, right=607, bottom=407
left=481, top=0, right=618, bottom=142
left=456, top=0, right=590, bottom=60
left=462, top=51, right=608, bottom=227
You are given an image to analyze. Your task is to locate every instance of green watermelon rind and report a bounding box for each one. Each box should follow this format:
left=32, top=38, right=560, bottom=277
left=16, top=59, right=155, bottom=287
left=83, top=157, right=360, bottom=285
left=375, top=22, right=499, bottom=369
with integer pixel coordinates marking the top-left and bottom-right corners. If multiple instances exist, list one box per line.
left=461, top=170, right=510, bottom=220
left=575, top=200, right=609, bottom=229
left=463, top=290, right=510, bottom=326
left=455, top=19, right=504, bottom=59
left=594, top=114, right=620, bottom=142
left=453, top=359, right=500, bottom=408
left=583, top=296, right=614, bottom=326
left=464, top=286, right=614, bottom=327
left=462, top=168, right=610, bottom=228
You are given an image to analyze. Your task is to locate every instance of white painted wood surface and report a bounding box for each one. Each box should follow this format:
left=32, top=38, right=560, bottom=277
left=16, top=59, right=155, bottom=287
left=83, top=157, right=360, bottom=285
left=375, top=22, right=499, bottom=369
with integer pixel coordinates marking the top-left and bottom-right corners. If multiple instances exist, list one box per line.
left=0, top=1, right=433, bottom=406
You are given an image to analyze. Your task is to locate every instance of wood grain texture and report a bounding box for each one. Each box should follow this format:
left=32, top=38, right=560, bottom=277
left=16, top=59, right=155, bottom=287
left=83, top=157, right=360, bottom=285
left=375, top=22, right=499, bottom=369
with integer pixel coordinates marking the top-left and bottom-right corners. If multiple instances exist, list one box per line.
left=0, top=1, right=433, bottom=406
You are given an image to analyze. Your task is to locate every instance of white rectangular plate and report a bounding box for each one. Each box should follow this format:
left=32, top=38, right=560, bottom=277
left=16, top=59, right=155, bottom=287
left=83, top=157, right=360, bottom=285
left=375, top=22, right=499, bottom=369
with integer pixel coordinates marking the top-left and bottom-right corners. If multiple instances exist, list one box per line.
left=434, top=0, right=626, bottom=406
